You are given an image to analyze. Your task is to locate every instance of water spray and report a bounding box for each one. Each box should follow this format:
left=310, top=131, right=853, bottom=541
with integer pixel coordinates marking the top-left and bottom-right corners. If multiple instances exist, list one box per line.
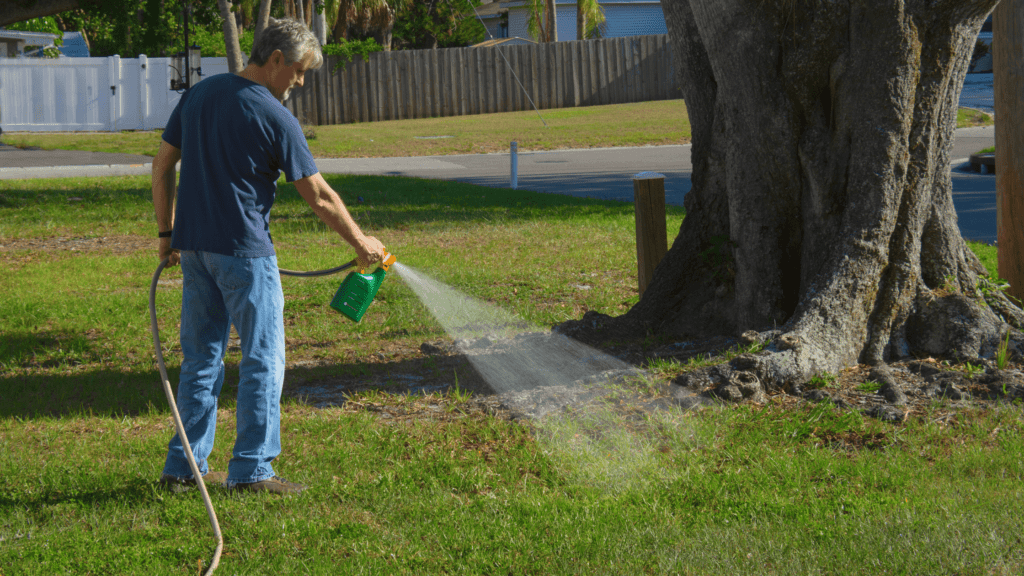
left=148, top=251, right=396, bottom=575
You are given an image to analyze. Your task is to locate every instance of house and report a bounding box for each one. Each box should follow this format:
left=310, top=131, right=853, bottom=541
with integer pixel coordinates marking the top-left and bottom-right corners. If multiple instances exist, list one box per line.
left=476, top=0, right=667, bottom=42
left=0, top=29, right=58, bottom=58
left=472, top=37, right=537, bottom=48
left=0, top=30, right=89, bottom=58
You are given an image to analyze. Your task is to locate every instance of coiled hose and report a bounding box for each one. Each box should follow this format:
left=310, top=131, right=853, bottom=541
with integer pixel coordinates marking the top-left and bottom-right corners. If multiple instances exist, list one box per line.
left=148, top=257, right=357, bottom=576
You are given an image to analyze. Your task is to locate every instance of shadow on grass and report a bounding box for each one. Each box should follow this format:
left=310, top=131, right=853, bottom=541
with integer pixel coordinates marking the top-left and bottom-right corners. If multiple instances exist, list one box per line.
left=282, top=354, right=501, bottom=408
left=0, top=477, right=163, bottom=510
left=0, top=330, right=103, bottom=372
left=0, top=354, right=503, bottom=420
left=0, top=367, right=174, bottom=419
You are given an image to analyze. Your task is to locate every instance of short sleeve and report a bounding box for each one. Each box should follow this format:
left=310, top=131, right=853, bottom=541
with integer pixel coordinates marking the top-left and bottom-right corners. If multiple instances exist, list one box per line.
left=162, top=95, right=185, bottom=149
left=274, top=113, right=319, bottom=183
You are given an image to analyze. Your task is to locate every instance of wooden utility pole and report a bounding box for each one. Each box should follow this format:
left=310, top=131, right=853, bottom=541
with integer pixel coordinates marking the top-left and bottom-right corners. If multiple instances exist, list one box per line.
left=995, top=0, right=1024, bottom=301
left=633, top=172, right=668, bottom=296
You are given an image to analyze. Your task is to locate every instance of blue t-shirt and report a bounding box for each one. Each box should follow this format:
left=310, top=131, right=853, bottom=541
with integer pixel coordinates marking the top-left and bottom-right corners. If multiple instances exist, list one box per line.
left=162, top=73, right=319, bottom=257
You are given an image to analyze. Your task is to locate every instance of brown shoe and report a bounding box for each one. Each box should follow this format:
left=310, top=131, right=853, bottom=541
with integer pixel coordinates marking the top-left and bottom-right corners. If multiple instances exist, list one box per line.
left=229, top=476, right=307, bottom=496
left=158, top=471, right=228, bottom=493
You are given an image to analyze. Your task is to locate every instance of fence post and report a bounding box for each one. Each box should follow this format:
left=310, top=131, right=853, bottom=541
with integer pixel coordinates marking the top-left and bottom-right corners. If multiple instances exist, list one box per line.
left=510, top=141, right=518, bottom=190
left=139, top=54, right=149, bottom=130
left=633, top=172, right=667, bottom=296
left=108, top=55, right=119, bottom=132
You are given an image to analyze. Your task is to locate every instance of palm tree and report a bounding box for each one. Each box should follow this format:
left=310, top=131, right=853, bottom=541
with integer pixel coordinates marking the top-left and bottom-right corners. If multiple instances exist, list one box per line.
left=526, top=0, right=556, bottom=42
left=530, top=0, right=605, bottom=42
left=576, top=0, right=604, bottom=40
left=328, top=0, right=394, bottom=50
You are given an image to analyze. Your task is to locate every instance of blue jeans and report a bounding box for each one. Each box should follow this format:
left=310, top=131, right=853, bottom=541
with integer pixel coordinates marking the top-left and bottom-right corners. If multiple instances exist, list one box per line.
left=162, top=250, right=285, bottom=485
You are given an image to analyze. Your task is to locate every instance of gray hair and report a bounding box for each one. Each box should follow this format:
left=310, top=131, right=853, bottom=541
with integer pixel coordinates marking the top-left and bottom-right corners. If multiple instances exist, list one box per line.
left=249, top=17, right=323, bottom=70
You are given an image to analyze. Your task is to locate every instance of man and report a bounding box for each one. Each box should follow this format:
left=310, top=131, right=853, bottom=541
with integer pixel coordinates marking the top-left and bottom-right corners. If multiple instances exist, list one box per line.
left=152, top=18, right=385, bottom=495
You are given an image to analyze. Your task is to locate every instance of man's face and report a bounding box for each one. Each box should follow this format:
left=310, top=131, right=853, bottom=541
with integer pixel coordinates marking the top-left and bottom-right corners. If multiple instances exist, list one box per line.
left=268, top=50, right=314, bottom=103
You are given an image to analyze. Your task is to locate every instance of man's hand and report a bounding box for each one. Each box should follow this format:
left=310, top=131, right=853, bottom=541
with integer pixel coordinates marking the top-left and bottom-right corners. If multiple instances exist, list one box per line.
left=160, top=237, right=180, bottom=267
left=355, top=235, right=386, bottom=269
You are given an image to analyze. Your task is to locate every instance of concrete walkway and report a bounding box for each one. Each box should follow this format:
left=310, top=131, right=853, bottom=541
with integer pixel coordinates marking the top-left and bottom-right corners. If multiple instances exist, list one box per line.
left=0, top=127, right=998, bottom=243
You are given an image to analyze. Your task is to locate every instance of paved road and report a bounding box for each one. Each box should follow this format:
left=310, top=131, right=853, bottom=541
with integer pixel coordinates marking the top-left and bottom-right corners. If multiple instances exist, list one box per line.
left=0, top=126, right=997, bottom=243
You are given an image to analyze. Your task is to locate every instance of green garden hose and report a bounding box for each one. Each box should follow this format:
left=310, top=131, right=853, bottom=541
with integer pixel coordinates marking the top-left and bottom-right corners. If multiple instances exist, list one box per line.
left=148, top=257, right=358, bottom=576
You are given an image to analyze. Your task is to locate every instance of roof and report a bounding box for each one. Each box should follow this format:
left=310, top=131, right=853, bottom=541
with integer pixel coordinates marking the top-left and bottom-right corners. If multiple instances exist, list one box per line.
left=0, top=29, right=59, bottom=46
left=472, top=36, right=536, bottom=48
left=58, top=32, right=89, bottom=57
left=471, top=0, right=506, bottom=19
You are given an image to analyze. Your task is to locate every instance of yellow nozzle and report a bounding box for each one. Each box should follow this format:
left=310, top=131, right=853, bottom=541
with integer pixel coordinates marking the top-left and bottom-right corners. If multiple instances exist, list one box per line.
left=381, top=251, right=397, bottom=272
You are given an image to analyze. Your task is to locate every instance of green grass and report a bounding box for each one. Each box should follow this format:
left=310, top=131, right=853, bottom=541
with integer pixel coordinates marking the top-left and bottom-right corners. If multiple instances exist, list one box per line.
left=1, top=102, right=992, bottom=159
left=2, top=174, right=1022, bottom=575
left=968, top=239, right=998, bottom=277
left=2, top=399, right=1022, bottom=574
left=957, top=107, right=994, bottom=128
left=1, top=100, right=692, bottom=158
left=0, top=174, right=674, bottom=407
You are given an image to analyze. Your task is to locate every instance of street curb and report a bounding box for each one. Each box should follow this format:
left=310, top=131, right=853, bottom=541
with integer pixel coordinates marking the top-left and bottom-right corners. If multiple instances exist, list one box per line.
left=0, top=163, right=151, bottom=173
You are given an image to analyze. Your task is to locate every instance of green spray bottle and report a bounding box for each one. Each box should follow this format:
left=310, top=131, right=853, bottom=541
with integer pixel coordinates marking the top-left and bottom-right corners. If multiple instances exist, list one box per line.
left=330, top=252, right=397, bottom=322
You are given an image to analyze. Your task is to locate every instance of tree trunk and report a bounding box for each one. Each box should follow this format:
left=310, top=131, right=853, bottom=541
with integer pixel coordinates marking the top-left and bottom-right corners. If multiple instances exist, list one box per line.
left=576, top=1, right=585, bottom=41
left=0, top=0, right=79, bottom=28
left=218, top=0, right=245, bottom=73
left=545, top=0, right=557, bottom=42
left=562, top=0, right=1016, bottom=390
left=294, top=0, right=305, bottom=25
left=254, top=0, right=273, bottom=47
left=312, top=0, right=328, bottom=45
left=995, top=0, right=1024, bottom=303
left=332, top=0, right=351, bottom=41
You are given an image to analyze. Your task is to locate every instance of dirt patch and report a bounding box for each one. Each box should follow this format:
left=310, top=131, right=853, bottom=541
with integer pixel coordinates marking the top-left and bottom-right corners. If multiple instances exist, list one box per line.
left=282, top=330, right=1024, bottom=429
left=0, top=235, right=153, bottom=254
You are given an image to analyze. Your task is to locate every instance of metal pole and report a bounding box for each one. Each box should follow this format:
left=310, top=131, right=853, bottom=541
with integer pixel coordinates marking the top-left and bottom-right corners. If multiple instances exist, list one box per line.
left=183, top=3, right=191, bottom=89
left=510, top=141, right=518, bottom=190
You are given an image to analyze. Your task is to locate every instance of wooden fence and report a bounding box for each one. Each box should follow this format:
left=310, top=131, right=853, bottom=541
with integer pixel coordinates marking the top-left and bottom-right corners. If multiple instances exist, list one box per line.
left=285, top=35, right=676, bottom=125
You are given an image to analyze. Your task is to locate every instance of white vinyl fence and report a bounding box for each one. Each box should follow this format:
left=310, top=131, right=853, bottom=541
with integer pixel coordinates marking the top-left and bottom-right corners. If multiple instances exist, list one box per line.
left=0, top=56, right=230, bottom=132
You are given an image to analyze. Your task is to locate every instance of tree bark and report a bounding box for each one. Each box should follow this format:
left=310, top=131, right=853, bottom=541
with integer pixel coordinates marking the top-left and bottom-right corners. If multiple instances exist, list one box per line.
left=312, top=0, right=328, bottom=45
left=0, top=0, right=80, bottom=28
left=332, top=0, right=351, bottom=41
left=576, top=1, right=585, bottom=41
left=294, top=0, right=305, bottom=25
left=254, top=0, right=272, bottom=47
left=562, top=0, right=1013, bottom=390
left=218, top=0, right=245, bottom=73
left=545, top=0, right=557, bottom=42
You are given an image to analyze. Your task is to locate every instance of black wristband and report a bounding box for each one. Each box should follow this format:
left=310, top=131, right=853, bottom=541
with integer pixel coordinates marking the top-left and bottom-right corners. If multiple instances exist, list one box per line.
left=158, top=230, right=172, bottom=238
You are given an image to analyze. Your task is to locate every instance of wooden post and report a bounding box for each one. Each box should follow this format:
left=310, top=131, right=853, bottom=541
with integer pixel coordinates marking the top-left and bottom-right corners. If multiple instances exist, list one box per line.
left=995, top=1, right=1024, bottom=302
left=633, top=172, right=668, bottom=296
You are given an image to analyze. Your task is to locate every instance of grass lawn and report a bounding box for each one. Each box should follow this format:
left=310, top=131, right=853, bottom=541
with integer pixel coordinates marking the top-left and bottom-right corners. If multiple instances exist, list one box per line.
left=1, top=102, right=993, bottom=160
left=1, top=100, right=692, bottom=159
left=1, top=174, right=1022, bottom=575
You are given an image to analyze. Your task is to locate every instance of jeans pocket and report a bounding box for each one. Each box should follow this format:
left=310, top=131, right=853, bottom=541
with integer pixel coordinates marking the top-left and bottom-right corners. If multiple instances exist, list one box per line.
left=208, top=253, right=257, bottom=292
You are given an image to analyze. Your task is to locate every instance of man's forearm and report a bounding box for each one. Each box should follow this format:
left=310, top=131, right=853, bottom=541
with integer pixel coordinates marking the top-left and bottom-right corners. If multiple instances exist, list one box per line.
left=152, top=167, right=176, bottom=232
left=298, top=174, right=368, bottom=247
left=151, top=141, right=180, bottom=232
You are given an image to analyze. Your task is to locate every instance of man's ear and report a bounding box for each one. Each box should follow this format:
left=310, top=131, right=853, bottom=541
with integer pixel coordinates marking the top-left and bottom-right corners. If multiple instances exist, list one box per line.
left=270, top=49, right=284, bottom=67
